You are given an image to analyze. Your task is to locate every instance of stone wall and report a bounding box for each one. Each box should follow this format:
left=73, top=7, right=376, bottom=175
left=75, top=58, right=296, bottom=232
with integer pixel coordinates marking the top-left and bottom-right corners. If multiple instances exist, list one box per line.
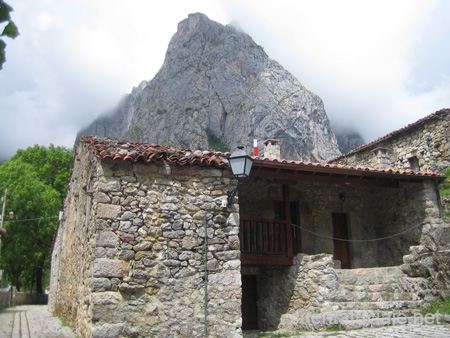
left=255, top=265, right=299, bottom=331
left=331, top=110, right=450, bottom=173
left=240, top=254, right=339, bottom=332
left=1, top=287, right=48, bottom=309
left=402, top=217, right=450, bottom=290
left=12, top=289, right=48, bottom=305
left=50, top=143, right=242, bottom=338
left=49, top=142, right=99, bottom=338
left=276, top=254, right=339, bottom=331
left=0, top=286, right=12, bottom=309
left=238, top=178, right=441, bottom=268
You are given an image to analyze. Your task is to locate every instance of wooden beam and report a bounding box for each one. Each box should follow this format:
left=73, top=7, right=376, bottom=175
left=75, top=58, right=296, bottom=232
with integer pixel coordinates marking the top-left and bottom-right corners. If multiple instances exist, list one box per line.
left=250, top=159, right=437, bottom=183
left=250, top=169, right=400, bottom=188
left=241, top=255, right=293, bottom=266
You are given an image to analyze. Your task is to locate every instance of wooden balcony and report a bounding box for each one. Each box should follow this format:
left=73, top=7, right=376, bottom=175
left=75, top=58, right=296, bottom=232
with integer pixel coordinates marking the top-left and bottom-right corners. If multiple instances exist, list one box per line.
left=239, top=216, right=294, bottom=266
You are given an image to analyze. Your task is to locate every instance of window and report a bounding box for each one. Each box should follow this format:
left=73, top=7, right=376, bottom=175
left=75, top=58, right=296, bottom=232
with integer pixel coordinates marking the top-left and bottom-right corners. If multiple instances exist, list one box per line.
left=408, top=156, right=420, bottom=172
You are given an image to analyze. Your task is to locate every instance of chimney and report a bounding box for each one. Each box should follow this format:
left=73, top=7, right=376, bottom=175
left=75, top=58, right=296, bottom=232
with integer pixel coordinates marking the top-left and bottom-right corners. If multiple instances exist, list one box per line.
left=263, top=139, right=281, bottom=160
left=372, top=147, right=391, bottom=169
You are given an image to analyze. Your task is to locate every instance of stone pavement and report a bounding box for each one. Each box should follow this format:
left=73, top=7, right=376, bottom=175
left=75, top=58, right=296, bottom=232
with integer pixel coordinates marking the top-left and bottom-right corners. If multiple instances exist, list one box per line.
left=0, top=305, right=76, bottom=338
left=1, top=305, right=450, bottom=338
left=246, top=324, right=450, bottom=338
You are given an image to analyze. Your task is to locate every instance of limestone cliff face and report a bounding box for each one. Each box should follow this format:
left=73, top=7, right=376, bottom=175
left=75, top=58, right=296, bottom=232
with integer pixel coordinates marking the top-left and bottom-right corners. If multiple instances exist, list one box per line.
left=78, top=13, right=341, bottom=162
left=333, top=126, right=366, bottom=154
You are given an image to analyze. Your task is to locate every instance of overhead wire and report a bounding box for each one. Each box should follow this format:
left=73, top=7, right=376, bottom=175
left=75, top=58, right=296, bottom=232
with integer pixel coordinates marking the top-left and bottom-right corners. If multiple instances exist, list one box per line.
left=5, top=216, right=59, bottom=223
left=291, top=222, right=424, bottom=242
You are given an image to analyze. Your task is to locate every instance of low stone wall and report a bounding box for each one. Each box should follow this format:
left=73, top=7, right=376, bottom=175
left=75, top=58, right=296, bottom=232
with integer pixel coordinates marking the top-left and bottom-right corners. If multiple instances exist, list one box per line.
left=256, top=264, right=299, bottom=330
left=402, top=217, right=450, bottom=290
left=0, top=287, right=47, bottom=309
left=0, top=286, right=12, bottom=309
left=12, top=290, right=48, bottom=305
left=277, top=254, right=339, bottom=331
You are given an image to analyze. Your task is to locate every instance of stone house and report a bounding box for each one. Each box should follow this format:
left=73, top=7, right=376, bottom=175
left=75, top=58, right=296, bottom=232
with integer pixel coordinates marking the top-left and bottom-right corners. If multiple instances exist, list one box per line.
left=329, top=108, right=450, bottom=173
left=49, top=135, right=447, bottom=337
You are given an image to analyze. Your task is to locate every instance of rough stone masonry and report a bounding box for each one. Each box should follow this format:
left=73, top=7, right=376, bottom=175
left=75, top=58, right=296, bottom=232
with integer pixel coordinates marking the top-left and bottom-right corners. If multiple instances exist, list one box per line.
left=49, top=141, right=242, bottom=338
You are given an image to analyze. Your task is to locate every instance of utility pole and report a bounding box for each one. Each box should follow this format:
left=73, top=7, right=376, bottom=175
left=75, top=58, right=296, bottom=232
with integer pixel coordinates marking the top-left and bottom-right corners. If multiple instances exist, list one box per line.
left=0, top=188, right=7, bottom=254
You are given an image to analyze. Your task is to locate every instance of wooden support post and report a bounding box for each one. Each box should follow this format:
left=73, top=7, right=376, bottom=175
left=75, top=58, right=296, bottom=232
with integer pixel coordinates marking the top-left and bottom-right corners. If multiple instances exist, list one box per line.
left=283, top=184, right=293, bottom=258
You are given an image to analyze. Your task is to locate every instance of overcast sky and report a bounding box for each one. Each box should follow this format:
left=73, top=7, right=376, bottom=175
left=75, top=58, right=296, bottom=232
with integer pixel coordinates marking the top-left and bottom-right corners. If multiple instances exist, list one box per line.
left=1, top=0, right=449, bottom=160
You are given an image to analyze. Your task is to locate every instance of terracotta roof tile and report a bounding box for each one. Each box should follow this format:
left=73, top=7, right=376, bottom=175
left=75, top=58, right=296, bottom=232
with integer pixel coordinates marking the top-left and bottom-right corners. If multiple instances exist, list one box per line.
left=81, top=136, right=231, bottom=168
left=81, top=136, right=445, bottom=180
left=252, top=155, right=444, bottom=179
left=329, top=108, right=450, bottom=163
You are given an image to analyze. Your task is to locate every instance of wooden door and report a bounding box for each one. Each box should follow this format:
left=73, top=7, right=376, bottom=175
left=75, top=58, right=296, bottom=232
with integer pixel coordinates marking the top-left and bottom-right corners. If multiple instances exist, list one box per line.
left=332, top=213, right=351, bottom=269
left=241, top=275, right=258, bottom=330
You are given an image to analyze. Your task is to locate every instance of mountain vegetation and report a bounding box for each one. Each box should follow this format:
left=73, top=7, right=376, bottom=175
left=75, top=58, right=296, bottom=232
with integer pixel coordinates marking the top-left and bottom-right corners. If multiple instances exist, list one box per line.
left=440, top=167, right=450, bottom=217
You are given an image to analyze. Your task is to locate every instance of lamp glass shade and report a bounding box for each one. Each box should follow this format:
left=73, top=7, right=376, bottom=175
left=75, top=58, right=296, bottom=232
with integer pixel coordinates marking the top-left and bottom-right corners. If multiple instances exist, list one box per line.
left=228, top=147, right=254, bottom=178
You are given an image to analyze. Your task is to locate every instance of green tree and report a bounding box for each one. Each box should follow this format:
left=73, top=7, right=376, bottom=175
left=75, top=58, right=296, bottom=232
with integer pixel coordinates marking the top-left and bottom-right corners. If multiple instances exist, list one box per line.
left=0, top=0, right=19, bottom=70
left=0, top=145, right=72, bottom=293
left=440, top=167, right=450, bottom=217
left=12, top=144, right=73, bottom=198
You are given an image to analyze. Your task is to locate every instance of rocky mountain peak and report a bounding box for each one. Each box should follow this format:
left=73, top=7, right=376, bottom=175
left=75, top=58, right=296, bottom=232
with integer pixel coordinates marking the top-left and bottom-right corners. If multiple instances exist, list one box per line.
left=332, top=124, right=366, bottom=154
left=172, top=13, right=221, bottom=46
left=77, top=13, right=341, bottom=162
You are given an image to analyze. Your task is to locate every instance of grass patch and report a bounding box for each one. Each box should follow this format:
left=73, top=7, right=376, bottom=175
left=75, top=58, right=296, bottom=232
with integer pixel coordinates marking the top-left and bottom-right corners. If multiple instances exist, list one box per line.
left=440, top=167, right=450, bottom=217
left=326, top=324, right=343, bottom=332
left=207, top=132, right=229, bottom=153
left=440, top=189, right=450, bottom=197
left=242, top=331, right=300, bottom=338
left=423, top=297, right=450, bottom=315
left=53, top=307, right=73, bottom=329
left=257, top=332, right=292, bottom=337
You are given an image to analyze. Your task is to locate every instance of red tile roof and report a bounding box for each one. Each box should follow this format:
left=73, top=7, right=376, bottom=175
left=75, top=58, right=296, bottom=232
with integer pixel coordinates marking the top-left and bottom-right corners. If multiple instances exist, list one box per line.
left=81, top=135, right=231, bottom=168
left=329, top=108, right=450, bottom=163
left=252, top=156, right=444, bottom=180
left=81, top=136, right=444, bottom=180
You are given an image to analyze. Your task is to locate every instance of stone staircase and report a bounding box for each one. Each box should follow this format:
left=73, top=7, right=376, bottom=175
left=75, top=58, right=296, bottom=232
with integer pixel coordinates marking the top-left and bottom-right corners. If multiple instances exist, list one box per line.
left=321, top=266, right=445, bottom=330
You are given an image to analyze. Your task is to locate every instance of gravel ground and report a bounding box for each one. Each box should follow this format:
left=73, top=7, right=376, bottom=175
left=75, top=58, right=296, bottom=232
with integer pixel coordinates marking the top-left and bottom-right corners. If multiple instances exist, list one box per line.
left=0, top=304, right=76, bottom=338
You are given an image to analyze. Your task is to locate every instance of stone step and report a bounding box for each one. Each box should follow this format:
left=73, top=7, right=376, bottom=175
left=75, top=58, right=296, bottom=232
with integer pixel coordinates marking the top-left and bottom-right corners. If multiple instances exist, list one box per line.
left=334, top=268, right=435, bottom=301
left=337, top=275, right=424, bottom=287
left=339, top=314, right=438, bottom=330
left=323, top=265, right=448, bottom=331
left=325, top=299, right=425, bottom=311
left=300, top=309, right=440, bottom=331
left=338, top=278, right=432, bottom=292
left=335, top=266, right=407, bottom=285
left=336, top=266, right=404, bottom=277
left=331, top=287, right=440, bottom=303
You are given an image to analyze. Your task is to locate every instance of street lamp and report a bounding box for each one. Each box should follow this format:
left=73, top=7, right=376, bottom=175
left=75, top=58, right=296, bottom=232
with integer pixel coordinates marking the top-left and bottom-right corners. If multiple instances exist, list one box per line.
left=227, top=146, right=254, bottom=208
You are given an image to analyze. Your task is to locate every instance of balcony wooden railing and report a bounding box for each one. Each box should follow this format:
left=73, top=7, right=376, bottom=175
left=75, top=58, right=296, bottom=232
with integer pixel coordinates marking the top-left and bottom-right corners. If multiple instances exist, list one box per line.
left=239, top=216, right=293, bottom=265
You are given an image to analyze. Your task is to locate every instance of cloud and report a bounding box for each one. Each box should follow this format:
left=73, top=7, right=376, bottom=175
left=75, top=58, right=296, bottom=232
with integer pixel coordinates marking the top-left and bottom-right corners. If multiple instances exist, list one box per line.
left=223, top=0, right=446, bottom=142
left=38, top=11, right=53, bottom=31
left=1, top=0, right=449, bottom=161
